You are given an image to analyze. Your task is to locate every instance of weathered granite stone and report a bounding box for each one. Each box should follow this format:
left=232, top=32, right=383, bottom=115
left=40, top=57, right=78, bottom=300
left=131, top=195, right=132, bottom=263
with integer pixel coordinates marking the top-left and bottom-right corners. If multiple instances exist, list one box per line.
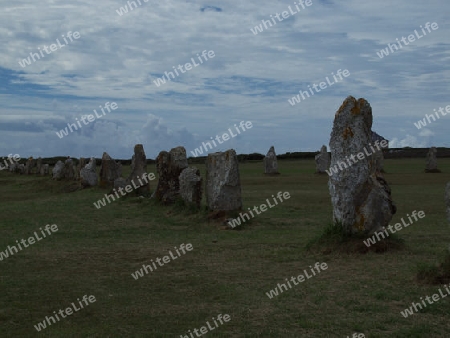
left=205, top=149, right=242, bottom=211
left=80, top=157, right=98, bottom=187
left=315, top=145, right=330, bottom=174
left=446, top=182, right=450, bottom=223
left=18, top=164, right=25, bottom=174
left=52, top=161, right=65, bottom=179
left=154, top=146, right=188, bottom=204
left=328, top=96, right=396, bottom=234
left=99, top=152, right=122, bottom=187
left=36, top=157, right=42, bottom=174
left=179, top=167, right=202, bottom=208
left=40, top=164, right=49, bottom=175
left=425, top=147, right=439, bottom=172
left=264, top=146, right=279, bottom=175
left=127, top=144, right=149, bottom=195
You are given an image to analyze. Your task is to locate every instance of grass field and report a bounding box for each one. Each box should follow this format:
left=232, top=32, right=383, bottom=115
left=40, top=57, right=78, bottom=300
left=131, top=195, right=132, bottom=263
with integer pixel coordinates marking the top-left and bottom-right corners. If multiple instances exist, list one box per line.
left=1, top=158, right=450, bottom=337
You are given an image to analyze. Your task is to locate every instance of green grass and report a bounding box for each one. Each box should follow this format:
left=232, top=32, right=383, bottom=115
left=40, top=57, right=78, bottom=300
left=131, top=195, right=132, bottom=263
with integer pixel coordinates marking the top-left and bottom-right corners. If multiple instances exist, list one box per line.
left=1, top=158, right=450, bottom=337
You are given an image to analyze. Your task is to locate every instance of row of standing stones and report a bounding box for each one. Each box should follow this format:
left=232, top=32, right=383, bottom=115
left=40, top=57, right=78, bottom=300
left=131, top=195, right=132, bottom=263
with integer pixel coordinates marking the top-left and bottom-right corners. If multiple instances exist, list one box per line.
left=6, top=96, right=449, bottom=234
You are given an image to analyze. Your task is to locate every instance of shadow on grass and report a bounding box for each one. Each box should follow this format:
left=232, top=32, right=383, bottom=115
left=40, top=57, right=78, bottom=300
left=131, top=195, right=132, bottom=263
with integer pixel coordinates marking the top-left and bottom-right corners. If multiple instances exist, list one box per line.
left=306, top=223, right=405, bottom=255
left=417, top=250, right=450, bottom=284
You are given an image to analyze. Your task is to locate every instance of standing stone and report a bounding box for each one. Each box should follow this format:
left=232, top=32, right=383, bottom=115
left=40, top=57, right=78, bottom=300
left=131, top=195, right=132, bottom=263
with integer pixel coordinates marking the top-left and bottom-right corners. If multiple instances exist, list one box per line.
left=126, top=144, right=150, bottom=195
left=40, top=164, right=49, bottom=175
left=99, top=152, right=122, bottom=187
left=52, top=161, right=65, bottom=180
left=80, top=157, right=98, bottom=187
left=75, top=158, right=86, bottom=180
left=425, top=147, right=439, bottom=172
left=18, top=164, right=25, bottom=174
left=36, top=157, right=42, bottom=174
left=9, top=163, right=17, bottom=172
left=61, top=160, right=75, bottom=179
left=24, top=157, right=35, bottom=175
left=264, top=146, right=279, bottom=175
left=179, top=167, right=202, bottom=208
left=315, top=145, right=330, bottom=174
left=205, top=149, right=242, bottom=211
left=154, top=146, right=188, bottom=204
left=328, top=96, right=396, bottom=234
left=446, top=182, right=450, bottom=223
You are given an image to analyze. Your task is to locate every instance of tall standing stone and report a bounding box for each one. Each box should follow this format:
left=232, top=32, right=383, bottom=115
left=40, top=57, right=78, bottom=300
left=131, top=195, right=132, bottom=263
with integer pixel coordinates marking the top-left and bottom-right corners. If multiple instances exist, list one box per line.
left=264, top=146, right=279, bottom=175
left=127, top=144, right=149, bottom=195
left=99, top=152, right=122, bottom=187
left=315, top=145, right=330, bottom=174
left=205, top=149, right=242, bottom=211
left=154, top=146, right=188, bottom=204
left=425, top=147, right=439, bottom=172
left=80, top=157, right=98, bottom=187
left=179, top=167, right=202, bottom=208
left=328, top=96, right=396, bottom=234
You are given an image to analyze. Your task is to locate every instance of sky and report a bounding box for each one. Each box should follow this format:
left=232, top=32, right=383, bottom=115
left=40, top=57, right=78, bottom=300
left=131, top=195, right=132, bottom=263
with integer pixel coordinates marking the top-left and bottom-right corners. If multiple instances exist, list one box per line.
left=1, top=0, right=449, bottom=160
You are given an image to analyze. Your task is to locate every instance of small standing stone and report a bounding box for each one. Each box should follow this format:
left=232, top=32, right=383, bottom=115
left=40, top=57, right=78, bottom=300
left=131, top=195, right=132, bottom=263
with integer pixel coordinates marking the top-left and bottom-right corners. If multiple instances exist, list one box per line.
left=154, top=146, right=188, bottom=204
left=205, top=149, right=242, bottom=211
left=315, top=145, right=330, bottom=174
left=179, top=167, right=202, bottom=208
left=40, top=164, right=49, bottom=175
left=36, top=157, right=42, bottom=174
left=425, top=147, right=440, bottom=173
left=127, top=144, right=149, bottom=195
left=80, top=157, right=98, bottom=187
left=99, top=152, right=122, bottom=187
left=264, top=146, right=279, bottom=175
left=52, top=161, right=65, bottom=180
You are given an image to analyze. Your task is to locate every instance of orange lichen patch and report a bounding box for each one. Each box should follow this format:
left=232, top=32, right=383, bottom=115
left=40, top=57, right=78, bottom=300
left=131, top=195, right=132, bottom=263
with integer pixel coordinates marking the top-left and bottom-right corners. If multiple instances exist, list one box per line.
left=342, top=126, right=354, bottom=140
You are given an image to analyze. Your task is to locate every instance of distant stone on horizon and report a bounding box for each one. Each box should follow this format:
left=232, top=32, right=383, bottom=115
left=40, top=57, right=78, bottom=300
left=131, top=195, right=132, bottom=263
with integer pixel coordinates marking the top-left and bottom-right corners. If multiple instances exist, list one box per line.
left=315, top=145, right=330, bottom=174
left=264, top=146, right=279, bottom=175
left=328, top=96, right=396, bottom=234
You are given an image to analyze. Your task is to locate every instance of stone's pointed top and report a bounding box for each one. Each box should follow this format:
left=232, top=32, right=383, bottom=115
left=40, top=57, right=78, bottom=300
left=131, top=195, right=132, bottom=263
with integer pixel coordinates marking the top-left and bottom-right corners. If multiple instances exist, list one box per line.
left=320, top=145, right=327, bottom=152
left=336, top=96, right=371, bottom=118
left=102, top=152, right=112, bottom=160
